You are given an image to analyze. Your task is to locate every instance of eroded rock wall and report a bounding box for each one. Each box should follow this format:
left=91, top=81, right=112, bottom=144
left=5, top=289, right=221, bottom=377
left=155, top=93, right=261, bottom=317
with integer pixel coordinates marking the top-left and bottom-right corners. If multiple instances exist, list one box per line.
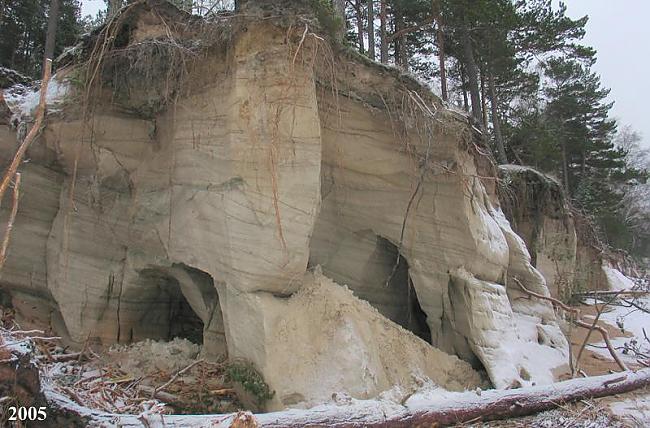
left=1, top=2, right=572, bottom=411
left=499, top=165, right=638, bottom=297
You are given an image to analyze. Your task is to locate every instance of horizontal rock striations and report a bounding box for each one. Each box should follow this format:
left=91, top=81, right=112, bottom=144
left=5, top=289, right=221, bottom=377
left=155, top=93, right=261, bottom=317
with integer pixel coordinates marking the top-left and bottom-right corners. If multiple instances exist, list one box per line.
left=0, top=0, right=572, bottom=410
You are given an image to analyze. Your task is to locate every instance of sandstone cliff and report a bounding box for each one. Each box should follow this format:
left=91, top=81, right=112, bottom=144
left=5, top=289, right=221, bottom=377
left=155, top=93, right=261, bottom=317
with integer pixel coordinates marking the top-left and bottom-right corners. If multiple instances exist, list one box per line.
left=499, top=165, right=640, bottom=300
left=0, top=0, right=571, bottom=411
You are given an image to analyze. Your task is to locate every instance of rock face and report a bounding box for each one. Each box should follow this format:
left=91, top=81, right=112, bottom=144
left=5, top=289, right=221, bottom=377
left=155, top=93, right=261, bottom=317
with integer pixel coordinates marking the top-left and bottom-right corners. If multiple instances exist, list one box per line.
left=499, top=165, right=639, bottom=298
left=0, top=0, right=570, bottom=410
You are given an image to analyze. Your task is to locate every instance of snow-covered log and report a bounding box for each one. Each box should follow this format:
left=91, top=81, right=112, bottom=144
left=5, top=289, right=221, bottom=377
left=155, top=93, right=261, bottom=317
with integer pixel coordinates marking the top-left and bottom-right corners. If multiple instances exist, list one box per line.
left=43, top=369, right=650, bottom=427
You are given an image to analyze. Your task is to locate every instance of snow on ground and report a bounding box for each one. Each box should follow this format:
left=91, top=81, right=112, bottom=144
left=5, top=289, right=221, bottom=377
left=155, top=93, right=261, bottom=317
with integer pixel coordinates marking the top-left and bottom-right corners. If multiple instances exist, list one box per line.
left=608, top=391, right=650, bottom=427
left=586, top=295, right=650, bottom=365
left=40, top=370, right=648, bottom=427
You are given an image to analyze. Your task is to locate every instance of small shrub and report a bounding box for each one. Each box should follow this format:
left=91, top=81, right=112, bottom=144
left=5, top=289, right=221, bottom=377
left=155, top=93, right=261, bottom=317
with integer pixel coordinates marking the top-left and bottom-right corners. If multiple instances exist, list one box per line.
left=225, top=361, right=274, bottom=405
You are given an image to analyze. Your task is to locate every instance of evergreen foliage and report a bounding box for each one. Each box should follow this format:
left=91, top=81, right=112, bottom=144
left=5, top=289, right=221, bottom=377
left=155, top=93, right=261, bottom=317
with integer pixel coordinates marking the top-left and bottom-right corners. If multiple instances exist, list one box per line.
left=344, top=0, right=648, bottom=257
left=0, top=0, right=81, bottom=77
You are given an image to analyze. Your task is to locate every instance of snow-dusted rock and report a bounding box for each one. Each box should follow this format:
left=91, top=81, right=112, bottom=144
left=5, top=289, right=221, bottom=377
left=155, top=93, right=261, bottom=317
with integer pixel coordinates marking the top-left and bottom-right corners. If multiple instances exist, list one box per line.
left=0, top=0, right=571, bottom=410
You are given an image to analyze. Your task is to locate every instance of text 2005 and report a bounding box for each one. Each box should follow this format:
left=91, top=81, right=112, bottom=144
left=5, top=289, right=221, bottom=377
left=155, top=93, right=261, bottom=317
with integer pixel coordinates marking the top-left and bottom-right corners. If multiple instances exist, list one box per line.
left=7, top=406, right=48, bottom=421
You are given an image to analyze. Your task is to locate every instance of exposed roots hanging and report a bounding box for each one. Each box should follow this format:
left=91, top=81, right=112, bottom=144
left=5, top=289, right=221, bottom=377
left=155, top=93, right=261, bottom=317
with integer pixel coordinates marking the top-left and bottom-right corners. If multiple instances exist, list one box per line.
left=385, top=90, right=440, bottom=287
left=263, top=22, right=337, bottom=257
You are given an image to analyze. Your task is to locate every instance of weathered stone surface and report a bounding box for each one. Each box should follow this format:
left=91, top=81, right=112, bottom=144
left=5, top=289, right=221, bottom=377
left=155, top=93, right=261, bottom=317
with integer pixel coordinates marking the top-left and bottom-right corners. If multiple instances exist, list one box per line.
left=0, top=2, right=573, bottom=410
left=499, top=165, right=637, bottom=297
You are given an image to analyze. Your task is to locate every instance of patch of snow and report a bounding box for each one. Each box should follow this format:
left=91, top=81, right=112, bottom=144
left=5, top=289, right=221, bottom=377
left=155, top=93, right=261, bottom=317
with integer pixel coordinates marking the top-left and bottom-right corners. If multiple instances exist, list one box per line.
left=589, top=295, right=650, bottom=364
left=602, top=266, right=636, bottom=291
left=609, top=391, right=650, bottom=426
left=4, top=74, right=70, bottom=122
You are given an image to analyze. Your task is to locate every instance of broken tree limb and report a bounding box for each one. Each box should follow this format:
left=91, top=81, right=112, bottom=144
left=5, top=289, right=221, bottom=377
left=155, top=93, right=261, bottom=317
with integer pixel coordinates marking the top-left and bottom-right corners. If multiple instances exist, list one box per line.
left=55, top=369, right=650, bottom=427
left=258, top=370, right=650, bottom=427
left=0, top=172, right=20, bottom=271
left=35, top=352, right=87, bottom=363
left=573, top=290, right=649, bottom=298
left=152, top=358, right=204, bottom=398
left=138, top=385, right=184, bottom=407
left=513, top=277, right=578, bottom=314
left=513, top=278, right=628, bottom=371
left=573, top=318, right=628, bottom=371
left=575, top=290, right=627, bottom=372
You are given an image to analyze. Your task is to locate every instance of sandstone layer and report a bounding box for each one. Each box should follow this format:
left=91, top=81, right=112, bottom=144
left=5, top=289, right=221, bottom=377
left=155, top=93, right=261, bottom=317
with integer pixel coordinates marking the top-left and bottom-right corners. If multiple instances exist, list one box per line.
left=499, top=165, right=639, bottom=298
left=0, top=0, right=571, bottom=410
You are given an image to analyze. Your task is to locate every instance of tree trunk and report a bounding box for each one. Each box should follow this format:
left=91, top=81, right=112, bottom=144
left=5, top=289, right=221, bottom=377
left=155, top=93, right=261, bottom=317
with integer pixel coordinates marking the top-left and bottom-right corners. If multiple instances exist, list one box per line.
left=78, top=370, right=650, bottom=427
left=333, top=0, right=346, bottom=19
left=43, top=0, right=61, bottom=66
left=0, top=344, right=46, bottom=410
left=436, top=19, right=448, bottom=101
left=561, top=138, right=570, bottom=193
left=332, top=0, right=347, bottom=40
left=460, top=21, right=483, bottom=126
left=367, top=0, right=376, bottom=60
left=107, top=0, right=123, bottom=18
left=261, top=370, right=650, bottom=427
left=379, top=0, right=388, bottom=63
left=488, top=70, right=508, bottom=164
left=394, top=10, right=408, bottom=69
left=480, top=69, right=489, bottom=131
left=354, top=0, right=365, bottom=54
left=460, top=63, right=469, bottom=112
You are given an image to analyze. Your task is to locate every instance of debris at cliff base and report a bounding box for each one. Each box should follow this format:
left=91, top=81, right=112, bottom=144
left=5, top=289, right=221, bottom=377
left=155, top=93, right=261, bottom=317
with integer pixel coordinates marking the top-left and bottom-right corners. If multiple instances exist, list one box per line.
left=0, top=323, right=247, bottom=416
left=471, top=403, right=625, bottom=428
left=3, top=324, right=650, bottom=427
left=107, top=338, right=201, bottom=378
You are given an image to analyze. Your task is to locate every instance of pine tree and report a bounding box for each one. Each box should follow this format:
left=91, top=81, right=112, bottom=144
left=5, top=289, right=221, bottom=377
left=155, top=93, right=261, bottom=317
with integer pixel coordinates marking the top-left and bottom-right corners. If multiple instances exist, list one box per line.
left=0, top=0, right=81, bottom=77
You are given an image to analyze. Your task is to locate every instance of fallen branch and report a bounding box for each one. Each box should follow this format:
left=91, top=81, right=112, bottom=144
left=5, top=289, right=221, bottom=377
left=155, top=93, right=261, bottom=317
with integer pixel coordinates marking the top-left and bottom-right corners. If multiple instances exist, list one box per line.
left=6, top=336, right=61, bottom=346
left=0, top=172, right=20, bottom=271
left=513, top=278, right=578, bottom=314
left=152, top=358, right=204, bottom=398
left=36, top=352, right=86, bottom=363
left=576, top=290, right=626, bottom=372
left=573, top=290, right=649, bottom=298
left=513, top=278, right=627, bottom=371
left=138, top=385, right=183, bottom=407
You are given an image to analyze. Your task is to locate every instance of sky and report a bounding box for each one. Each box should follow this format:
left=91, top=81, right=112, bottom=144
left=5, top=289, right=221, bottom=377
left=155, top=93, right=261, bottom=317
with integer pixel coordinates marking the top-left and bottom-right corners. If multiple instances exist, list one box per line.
left=561, top=0, right=650, bottom=149
left=81, top=0, right=104, bottom=17
left=80, top=1, right=649, bottom=148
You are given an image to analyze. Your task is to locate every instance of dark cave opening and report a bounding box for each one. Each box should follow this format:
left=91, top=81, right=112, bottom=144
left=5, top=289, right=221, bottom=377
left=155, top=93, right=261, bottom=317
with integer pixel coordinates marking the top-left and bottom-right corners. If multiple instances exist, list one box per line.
left=311, top=234, right=433, bottom=343
left=138, top=268, right=205, bottom=345
left=378, top=237, right=432, bottom=343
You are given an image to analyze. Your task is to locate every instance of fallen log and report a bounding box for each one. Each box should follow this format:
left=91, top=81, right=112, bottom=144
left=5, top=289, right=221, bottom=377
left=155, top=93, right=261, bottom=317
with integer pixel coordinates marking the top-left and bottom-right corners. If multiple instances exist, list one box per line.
left=258, top=369, right=650, bottom=427
left=0, top=339, right=44, bottom=408
left=43, top=369, right=650, bottom=427
left=138, top=385, right=185, bottom=408
left=573, top=290, right=649, bottom=298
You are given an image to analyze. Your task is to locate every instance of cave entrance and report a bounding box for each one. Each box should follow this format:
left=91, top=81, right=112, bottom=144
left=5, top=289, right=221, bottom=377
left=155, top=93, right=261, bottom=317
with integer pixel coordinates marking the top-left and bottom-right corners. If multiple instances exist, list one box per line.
left=132, top=264, right=227, bottom=356
left=138, top=268, right=205, bottom=345
left=379, top=238, right=432, bottom=343
left=317, top=235, right=432, bottom=343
